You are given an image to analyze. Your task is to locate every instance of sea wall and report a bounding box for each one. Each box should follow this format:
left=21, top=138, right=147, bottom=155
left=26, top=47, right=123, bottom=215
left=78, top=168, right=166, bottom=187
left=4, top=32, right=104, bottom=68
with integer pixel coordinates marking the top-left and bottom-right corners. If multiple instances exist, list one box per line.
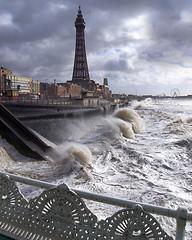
left=3, top=103, right=105, bottom=120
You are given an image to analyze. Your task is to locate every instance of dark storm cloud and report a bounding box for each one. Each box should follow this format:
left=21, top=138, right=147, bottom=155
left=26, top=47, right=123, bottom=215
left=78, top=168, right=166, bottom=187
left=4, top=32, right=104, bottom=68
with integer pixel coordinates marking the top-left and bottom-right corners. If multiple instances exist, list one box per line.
left=0, top=0, right=192, bottom=94
left=0, top=1, right=73, bottom=44
left=104, top=59, right=129, bottom=72
left=0, top=0, right=77, bottom=80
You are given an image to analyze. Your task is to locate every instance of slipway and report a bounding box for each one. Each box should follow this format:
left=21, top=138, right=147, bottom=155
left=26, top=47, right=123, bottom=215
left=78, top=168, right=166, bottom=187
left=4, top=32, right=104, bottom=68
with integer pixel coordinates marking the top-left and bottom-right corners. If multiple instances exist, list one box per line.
left=0, top=103, right=55, bottom=161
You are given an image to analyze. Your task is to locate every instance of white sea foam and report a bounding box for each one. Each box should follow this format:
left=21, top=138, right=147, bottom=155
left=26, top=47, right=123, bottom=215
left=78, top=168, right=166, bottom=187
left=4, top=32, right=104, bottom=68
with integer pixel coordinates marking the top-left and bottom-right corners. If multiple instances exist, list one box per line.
left=165, top=118, right=192, bottom=134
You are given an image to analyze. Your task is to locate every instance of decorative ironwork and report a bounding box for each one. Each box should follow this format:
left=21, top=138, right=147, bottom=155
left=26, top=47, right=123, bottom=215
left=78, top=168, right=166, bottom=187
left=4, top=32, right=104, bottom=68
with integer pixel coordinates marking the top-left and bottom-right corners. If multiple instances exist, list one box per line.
left=100, top=204, right=173, bottom=239
left=0, top=174, right=173, bottom=239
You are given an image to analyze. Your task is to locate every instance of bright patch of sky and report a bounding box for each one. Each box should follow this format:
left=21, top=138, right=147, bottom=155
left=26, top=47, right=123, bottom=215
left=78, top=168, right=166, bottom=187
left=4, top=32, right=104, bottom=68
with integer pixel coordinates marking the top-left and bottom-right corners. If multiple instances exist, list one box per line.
left=180, top=11, right=192, bottom=23
left=123, top=14, right=150, bottom=40
left=49, top=2, right=68, bottom=12
left=0, top=12, right=13, bottom=26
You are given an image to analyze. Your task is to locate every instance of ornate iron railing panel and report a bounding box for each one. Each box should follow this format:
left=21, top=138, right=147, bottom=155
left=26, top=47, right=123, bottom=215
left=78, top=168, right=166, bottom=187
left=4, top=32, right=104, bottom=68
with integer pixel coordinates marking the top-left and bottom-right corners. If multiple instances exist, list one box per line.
left=0, top=172, right=191, bottom=240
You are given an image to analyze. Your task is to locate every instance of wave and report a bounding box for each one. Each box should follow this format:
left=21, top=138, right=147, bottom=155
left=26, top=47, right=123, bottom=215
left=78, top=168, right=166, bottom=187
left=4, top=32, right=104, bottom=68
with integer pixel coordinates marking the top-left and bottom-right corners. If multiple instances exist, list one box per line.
left=113, top=107, right=145, bottom=134
left=130, top=100, right=146, bottom=110
left=56, top=142, right=93, bottom=166
left=106, top=117, right=135, bottom=139
left=156, top=111, right=174, bottom=120
left=165, top=118, right=192, bottom=135
left=130, top=98, right=153, bottom=109
left=96, top=107, right=145, bottom=140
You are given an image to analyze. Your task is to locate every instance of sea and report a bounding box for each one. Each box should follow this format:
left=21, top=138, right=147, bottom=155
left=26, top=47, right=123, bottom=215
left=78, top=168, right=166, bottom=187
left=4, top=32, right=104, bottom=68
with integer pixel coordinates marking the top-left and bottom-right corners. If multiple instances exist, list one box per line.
left=0, top=98, right=192, bottom=238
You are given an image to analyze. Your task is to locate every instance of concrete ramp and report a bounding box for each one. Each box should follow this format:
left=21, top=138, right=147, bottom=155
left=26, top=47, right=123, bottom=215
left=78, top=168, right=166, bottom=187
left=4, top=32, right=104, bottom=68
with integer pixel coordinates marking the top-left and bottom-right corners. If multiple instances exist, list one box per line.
left=0, top=103, right=55, bottom=161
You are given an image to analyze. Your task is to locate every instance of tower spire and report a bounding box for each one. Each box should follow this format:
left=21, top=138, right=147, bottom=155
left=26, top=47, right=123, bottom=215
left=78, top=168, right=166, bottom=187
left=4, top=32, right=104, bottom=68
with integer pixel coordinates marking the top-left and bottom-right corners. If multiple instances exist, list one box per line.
left=72, top=6, right=90, bottom=83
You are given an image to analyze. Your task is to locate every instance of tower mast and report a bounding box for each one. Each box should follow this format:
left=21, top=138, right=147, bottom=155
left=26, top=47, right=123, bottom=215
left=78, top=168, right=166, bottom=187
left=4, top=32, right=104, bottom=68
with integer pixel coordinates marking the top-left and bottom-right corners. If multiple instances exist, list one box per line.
left=72, top=6, right=90, bottom=82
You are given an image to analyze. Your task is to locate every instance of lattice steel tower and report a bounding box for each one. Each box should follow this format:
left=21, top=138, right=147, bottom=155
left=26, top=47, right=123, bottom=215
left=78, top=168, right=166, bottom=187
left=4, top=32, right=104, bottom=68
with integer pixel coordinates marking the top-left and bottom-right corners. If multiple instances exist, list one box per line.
left=72, top=6, right=90, bottom=82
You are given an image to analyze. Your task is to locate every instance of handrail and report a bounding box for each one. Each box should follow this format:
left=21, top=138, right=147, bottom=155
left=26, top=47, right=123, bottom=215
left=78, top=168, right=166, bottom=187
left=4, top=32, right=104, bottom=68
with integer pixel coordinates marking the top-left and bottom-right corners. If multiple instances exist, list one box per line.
left=0, top=171, right=191, bottom=239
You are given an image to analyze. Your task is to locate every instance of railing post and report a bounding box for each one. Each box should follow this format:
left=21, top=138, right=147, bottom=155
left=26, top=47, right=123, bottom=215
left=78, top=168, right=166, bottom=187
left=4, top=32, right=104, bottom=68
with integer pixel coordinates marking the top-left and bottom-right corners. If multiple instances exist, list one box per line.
left=176, top=207, right=188, bottom=240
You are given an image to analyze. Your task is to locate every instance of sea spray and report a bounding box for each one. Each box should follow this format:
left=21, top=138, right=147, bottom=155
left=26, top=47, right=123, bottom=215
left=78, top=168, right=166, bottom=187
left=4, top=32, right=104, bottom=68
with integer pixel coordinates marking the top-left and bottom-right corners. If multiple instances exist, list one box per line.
left=56, top=142, right=93, bottom=166
left=142, top=97, right=152, bottom=105
left=0, top=146, right=14, bottom=170
left=130, top=100, right=146, bottom=110
left=113, top=107, right=145, bottom=134
left=68, top=144, right=93, bottom=165
left=50, top=142, right=93, bottom=181
left=130, top=98, right=152, bottom=110
left=106, top=117, right=135, bottom=139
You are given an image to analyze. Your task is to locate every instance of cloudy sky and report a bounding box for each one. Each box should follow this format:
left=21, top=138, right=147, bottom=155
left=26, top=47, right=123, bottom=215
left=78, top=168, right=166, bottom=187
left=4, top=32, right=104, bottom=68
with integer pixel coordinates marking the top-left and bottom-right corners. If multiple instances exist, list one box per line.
left=1, top=0, right=192, bottom=96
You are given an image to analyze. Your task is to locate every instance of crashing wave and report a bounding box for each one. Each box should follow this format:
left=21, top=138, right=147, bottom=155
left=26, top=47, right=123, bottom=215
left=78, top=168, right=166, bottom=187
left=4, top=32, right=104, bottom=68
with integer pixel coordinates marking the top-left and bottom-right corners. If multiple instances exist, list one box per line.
left=113, top=107, right=145, bottom=134
left=56, top=142, right=93, bottom=166
left=130, top=100, right=146, bottom=110
left=107, top=117, right=135, bottom=139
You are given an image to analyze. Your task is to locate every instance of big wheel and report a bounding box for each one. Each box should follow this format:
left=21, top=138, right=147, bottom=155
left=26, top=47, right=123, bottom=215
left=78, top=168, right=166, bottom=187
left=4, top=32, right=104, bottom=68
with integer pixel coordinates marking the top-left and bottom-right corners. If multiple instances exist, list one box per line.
left=170, top=88, right=180, bottom=98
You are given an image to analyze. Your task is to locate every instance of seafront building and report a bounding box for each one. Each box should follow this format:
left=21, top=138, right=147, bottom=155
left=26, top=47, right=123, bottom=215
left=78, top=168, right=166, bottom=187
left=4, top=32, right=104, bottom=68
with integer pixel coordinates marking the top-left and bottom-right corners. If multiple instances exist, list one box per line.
left=0, top=67, right=12, bottom=94
left=8, top=75, right=32, bottom=95
left=0, top=67, right=34, bottom=98
left=40, top=81, right=82, bottom=98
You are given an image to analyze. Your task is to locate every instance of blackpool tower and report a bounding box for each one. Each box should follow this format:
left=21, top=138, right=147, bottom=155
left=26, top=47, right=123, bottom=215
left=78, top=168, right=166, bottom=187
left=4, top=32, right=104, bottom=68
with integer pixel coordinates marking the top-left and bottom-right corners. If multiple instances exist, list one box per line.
left=72, top=6, right=90, bottom=84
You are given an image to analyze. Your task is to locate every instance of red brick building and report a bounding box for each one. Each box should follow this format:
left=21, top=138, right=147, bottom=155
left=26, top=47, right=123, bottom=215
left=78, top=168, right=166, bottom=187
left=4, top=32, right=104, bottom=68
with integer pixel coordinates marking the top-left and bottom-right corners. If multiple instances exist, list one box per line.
left=40, top=82, right=82, bottom=98
left=64, top=82, right=82, bottom=97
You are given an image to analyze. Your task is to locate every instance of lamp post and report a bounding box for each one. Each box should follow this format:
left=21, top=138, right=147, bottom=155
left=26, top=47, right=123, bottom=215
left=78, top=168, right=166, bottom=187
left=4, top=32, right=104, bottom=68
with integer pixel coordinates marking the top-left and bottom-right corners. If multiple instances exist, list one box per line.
left=45, top=79, right=47, bottom=99
left=54, top=79, right=57, bottom=99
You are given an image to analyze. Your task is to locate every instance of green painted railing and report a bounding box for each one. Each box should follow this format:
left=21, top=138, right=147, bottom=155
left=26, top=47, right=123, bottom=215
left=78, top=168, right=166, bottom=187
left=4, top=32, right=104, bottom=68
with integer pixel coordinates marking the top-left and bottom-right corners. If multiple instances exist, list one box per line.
left=0, top=171, right=191, bottom=239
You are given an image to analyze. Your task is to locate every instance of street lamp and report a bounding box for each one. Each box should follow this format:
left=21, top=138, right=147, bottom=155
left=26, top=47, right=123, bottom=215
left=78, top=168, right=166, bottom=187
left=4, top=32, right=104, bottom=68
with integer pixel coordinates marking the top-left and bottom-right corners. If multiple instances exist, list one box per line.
left=54, top=79, right=57, bottom=99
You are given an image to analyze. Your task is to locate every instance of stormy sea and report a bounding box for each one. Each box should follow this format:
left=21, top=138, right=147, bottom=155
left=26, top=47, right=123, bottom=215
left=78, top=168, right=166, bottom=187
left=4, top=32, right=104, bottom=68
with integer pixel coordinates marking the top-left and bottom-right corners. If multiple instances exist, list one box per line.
left=0, top=98, right=192, bottom=238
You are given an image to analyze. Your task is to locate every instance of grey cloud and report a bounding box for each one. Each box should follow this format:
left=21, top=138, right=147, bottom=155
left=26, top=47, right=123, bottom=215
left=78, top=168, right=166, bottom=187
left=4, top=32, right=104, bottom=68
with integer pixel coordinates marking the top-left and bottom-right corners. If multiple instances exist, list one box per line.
left=104, top=59, right=129, bottom=72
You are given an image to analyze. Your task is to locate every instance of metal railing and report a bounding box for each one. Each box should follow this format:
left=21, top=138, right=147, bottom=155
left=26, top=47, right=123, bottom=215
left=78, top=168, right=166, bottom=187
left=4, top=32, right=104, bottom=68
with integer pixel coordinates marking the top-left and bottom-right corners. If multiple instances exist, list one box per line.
left=0, top=96, right=76, bottom=106
left=0, top=171, right=191, bottom=239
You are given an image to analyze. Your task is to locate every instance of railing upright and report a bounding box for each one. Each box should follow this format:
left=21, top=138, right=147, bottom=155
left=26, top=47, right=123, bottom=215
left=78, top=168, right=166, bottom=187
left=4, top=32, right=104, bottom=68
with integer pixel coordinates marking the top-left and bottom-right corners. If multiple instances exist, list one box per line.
left=176, top=207, right=188, bottom=240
